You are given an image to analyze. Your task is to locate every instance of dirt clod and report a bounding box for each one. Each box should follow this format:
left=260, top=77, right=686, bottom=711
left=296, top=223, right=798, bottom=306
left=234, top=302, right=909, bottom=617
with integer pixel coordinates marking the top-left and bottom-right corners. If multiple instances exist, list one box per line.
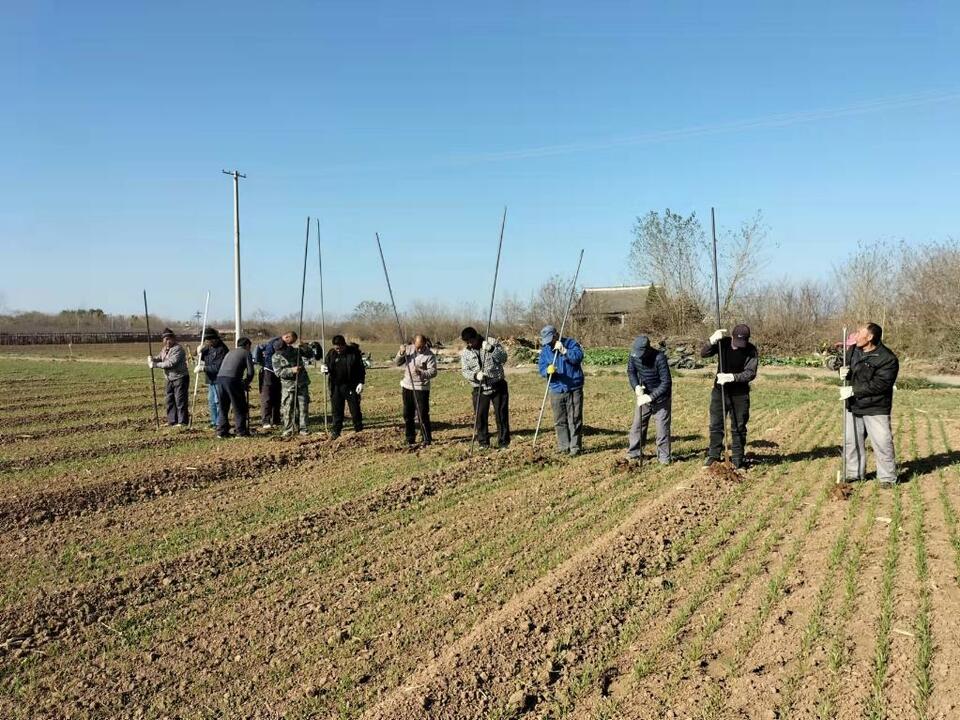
left=831, top=482, right=855, bottom=501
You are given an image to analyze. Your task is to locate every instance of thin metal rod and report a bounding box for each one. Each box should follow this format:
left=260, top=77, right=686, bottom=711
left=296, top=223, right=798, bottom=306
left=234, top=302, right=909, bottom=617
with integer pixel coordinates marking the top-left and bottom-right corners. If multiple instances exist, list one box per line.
left=143, top=290, right=161, bottom=430
left=533, top=249, right=585, bottom=447
left=839, top=325, right=848, bottom=484
left=295, top=217, right=310, bottom=429
left=189, top=291, right=210, bottom=428
left=710, top=207, right=730, bottom=462
left=316, top=218, right=329, bottom=433
left=375, top=232, right=428, bottom=442
left=471, top=207, right=508, bottom=452
left=222, top=170, right=245, bottom=343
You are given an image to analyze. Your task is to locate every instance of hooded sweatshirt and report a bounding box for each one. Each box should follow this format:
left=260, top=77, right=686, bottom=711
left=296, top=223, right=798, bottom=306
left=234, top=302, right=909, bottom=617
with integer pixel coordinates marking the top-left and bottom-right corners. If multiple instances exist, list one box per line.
left=537, top=337, right=585, bottom=393
left=395, top=345, right=439, bottom=391
left=627, top=337, right=671, bottom=401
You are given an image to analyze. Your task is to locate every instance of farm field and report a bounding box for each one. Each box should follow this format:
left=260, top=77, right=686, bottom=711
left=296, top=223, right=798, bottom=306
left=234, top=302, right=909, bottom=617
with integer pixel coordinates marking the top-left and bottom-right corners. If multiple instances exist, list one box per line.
left=2, top=356, right=960, bottom=719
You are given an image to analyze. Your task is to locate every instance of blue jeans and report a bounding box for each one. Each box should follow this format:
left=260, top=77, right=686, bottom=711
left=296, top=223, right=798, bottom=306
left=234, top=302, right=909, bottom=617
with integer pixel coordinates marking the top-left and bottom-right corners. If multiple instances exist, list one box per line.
left=207, top=382, right=220, bottom=427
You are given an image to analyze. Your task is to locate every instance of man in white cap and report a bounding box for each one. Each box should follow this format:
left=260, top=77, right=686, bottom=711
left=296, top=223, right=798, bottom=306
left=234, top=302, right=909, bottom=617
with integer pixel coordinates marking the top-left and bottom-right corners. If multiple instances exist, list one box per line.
left=700, top=323, right=758, bottom=469
left=537, top=324, right=585, bottom=456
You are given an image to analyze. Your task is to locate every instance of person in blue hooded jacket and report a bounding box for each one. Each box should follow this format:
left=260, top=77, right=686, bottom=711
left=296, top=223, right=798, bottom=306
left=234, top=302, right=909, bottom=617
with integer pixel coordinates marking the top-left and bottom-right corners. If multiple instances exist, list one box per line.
left=538, top=325, right=585, bottom=456
left=626, top=335, right=672, bottom=464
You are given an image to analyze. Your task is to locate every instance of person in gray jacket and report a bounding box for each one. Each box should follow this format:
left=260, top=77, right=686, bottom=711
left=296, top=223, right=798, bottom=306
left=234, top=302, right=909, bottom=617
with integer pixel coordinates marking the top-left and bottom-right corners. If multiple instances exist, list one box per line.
left=215, top=337, right=256, bottom=438
left=460, top=326, right=510, bottom=448
left=395, top=334, right=438, bottom=446
left=148, top=328, right=190, bottom=426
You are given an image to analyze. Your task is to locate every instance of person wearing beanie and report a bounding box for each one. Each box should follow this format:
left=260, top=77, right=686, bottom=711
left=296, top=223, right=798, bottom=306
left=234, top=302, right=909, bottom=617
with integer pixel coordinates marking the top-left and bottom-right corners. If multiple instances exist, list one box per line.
left=537, top=324, right=585, bottom=456
left=460, top=326, right=510, bottom=449
left=147, top=328, right=190, bottom=426
left=700, top=323, right=758, bottom=469
left=394, top=334, right=438, bottom=447
left=214, top=337, right=256, bottom=439
left=271, top=331, right=316, bottom=437
left=840, top=322, right=899, bottom=485
left=321, top=334, right=366, bottom=439
left=196, top=328, right=227, bottom=428
left=626, top=335, right=672, bottom=464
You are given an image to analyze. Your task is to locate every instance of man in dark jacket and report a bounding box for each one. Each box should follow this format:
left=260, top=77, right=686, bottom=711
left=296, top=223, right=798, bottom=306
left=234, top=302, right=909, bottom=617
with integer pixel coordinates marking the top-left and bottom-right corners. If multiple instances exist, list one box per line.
left=215, top=337, right=256, bottom=438
left=840, top=322, right=899, bottom=484
left=321, top=335, right=365, bottom=439
left=538, top=325, right=585, bottom=456
left=197, top=328, right=227, bottom=428
left=253, top=336, right=282, bottom=429
left=148, top=328, right=190, bottom=426
left=626, top=335, right=672, bottom=464
left=700, top=324, right=758, bottom=469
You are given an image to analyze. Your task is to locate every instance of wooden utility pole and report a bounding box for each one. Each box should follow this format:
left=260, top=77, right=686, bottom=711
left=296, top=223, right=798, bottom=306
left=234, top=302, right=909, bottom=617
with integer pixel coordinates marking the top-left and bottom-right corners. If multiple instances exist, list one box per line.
left=222, top=170, right=246, bottom=344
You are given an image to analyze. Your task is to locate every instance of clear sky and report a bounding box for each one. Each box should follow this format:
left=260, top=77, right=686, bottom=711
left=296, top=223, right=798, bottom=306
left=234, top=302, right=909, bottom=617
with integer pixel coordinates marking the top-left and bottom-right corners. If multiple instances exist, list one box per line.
left=2, top=1, right=958, bottom=321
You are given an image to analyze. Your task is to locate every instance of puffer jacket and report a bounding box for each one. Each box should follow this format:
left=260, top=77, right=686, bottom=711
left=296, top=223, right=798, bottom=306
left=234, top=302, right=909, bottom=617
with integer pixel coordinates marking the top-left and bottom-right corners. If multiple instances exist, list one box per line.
left=846, top=343, right=899, bottom=416
left=627, top=340, right=671, bottom=402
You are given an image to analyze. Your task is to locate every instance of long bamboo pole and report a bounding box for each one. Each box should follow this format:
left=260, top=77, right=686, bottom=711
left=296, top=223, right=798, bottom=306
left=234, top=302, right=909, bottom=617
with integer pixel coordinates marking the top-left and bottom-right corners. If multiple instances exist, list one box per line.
left=189, top=291, right=210, bottom=428
left=710, top=207, right=731, bottom=463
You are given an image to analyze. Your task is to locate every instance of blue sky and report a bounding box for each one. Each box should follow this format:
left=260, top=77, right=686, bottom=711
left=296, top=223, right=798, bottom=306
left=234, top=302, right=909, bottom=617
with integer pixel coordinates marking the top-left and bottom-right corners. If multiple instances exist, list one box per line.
left=1, top=1, right=957, bottom=321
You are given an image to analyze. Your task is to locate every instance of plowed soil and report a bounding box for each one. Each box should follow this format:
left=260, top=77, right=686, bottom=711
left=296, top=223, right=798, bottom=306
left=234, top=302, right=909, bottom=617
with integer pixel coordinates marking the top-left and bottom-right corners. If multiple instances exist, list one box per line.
left=2, top=356, right=960, bottom=719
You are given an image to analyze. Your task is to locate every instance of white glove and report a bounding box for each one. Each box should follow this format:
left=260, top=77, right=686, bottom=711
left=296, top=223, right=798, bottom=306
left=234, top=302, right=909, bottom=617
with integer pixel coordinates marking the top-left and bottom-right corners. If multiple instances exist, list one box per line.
left=355, top=383, right=364, bottom=395
left=194, top=363, right=205, bottom=374
left=553, top=340, right=567, bottom=355
left=195, top=344, right=202, bottom=355
left=840, top=386, right=854, bottom=400
left=839, top=366, right=849, bottom=379
left=147, top=357, right=155, bottom=368
left=709, top=329, right=728, bottom=345
left=634, top=385, right=644, bottom=397
left=637, top=394, right=652, bottom=407
left=474, top=371, right=485, bottom=382
left=398, top=345, right=406, bottom=356
left=481, top=339, right=495, bottom=352
left=717, top=373, right=735, bottom=385
left=320, top=363, right=329, bottom=374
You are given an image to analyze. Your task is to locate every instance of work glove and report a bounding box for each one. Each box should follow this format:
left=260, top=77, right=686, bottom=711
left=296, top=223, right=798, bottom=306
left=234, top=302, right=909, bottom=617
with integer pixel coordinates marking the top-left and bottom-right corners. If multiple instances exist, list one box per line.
left=838, top=366, right=849, bottom=379
left=716, top=373, right=735, bottom=385
left=546, top=364, right=557, bottom=375
left=709, top=329, right=728, bottom=345
left=474, top=371, right=485, bottom=382
left=398, top=345, right=406, bottom=356
left=195, top=344, right=202, bottom=355
left=637, top=393, right=652, bottom=407
left=147, top=357, right=155, bottom=368
left=481, top=338, right=496, bottom=353
left=194, top=363, right=205, bottom=374
left=553, top=340, right=567, bottom=355
left=355, top=383, right=364, bottom=395
left=320, top=363, right=329, bottom=374
left=840, top=386, right=854, bottom=400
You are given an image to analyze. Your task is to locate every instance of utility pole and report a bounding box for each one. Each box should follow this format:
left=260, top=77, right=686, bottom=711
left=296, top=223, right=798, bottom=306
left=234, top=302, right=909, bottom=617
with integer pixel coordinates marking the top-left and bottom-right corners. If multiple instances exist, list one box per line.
left=222, top=169, right=246, bottom=343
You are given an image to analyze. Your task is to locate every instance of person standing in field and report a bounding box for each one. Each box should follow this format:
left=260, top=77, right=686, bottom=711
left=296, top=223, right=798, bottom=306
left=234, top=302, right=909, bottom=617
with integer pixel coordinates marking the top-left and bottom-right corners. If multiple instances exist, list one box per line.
left=147, top=328, right=190, bottom=427
left=197, top=328, right=227, bottom=429
left=537, top=324, right=585, bottom=456
left=460, top=327, right=510, bottom=449
left=840, top=322, right=899, bottom=485
left=321, top=335, right=366, bottom=440
left=700, top=324, right=758, bottom=469
left=395, top=334, right=438, bottom=447
left=253, top=335, right=282, bottom=429
left=215, top=337, right=256, bottom=438
left=271, top=331, right=315, bottom=437
left=626, top=334, right=672, bottom=464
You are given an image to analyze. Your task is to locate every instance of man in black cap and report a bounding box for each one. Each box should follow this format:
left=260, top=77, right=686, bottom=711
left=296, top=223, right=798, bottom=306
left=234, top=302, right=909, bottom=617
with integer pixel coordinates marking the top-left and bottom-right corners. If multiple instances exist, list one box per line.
left=214, top=337, right=256, bottom=438
left=700, top=324, right=758, bottom=469
left=147, top=328, right=190, bottom=426
left=321, top=335, right=366, bottom=439
left=196, top=328, right=227, bottom=428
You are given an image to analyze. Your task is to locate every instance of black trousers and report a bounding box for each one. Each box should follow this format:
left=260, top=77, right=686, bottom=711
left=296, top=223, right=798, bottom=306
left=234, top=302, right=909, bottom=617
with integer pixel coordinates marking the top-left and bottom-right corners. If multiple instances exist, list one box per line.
left=259, top=369, right=281, bottom=424
left=708, top=387, right=750, bottom=462
left=216, top=377, right=250, bottom=437
left=330, top=384, right=363, bottom=435
left=402, top=387, right=432, bottom=444
left=472, top=380, right=510, bottom=447
left=165, top=376, right=189, bottom=425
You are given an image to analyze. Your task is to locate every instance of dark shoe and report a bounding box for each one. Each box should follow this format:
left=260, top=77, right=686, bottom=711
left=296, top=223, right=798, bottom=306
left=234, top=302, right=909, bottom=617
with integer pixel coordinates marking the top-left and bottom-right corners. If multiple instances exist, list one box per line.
left=879, top=480, right=897, bottom=489
left=703, top=457, right=719, bottom=467
left=731, top=459, right=744, bottom=470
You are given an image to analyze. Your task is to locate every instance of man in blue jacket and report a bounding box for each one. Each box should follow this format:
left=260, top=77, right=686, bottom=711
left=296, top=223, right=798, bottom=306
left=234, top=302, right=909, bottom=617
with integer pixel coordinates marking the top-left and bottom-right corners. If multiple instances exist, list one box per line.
left=538, top=325, right=585, bottom=456
left=626, top=335, right=672, bottom=464
left=253, top=336, right=282, bottom=429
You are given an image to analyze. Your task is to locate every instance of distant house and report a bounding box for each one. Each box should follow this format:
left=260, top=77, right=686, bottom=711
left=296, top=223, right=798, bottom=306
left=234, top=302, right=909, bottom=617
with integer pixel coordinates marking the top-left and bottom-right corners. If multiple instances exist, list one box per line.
left=572, top=285, right=658, bottom=326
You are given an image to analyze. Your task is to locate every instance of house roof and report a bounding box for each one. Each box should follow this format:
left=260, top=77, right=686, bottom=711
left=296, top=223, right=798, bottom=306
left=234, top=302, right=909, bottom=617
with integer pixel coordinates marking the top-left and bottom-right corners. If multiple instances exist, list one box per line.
left=573, top=286, right=653, bottom=315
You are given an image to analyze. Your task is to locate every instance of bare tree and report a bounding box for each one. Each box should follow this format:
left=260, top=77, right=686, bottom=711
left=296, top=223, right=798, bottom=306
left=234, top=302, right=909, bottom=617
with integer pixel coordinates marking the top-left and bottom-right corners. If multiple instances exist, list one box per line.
left=719, top=210, right=772, bottom=320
